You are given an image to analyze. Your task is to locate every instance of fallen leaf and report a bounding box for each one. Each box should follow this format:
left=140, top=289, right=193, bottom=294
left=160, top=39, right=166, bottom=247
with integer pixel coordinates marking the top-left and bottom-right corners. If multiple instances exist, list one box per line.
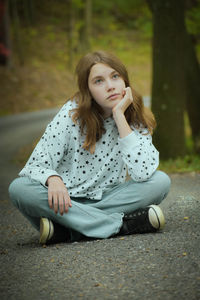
left=0, top=249, right=8, bottom=255
left=94, top=283, right=101, bottom=287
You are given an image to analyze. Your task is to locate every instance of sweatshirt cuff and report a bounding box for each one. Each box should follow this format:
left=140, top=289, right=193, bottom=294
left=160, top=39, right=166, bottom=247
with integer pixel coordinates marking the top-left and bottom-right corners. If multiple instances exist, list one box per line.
left=40, top=170, right=62, bottom=187
left=19, top=169, right=61, bottom=188
left=118, top=131, right=140, bottom=150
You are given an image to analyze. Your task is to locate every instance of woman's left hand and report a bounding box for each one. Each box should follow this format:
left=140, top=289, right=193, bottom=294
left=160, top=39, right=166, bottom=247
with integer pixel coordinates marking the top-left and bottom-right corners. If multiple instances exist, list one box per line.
left=112, top=87, right=133, bottom=115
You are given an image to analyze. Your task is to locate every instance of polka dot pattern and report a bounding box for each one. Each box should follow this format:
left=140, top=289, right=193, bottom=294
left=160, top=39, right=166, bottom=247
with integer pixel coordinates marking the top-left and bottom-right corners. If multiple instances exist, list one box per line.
left=19, top=100, right=159, bottom=200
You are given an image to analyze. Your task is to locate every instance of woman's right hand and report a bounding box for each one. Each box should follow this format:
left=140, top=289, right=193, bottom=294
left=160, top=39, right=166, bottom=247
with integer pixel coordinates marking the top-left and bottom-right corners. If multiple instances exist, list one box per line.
left=47, top=176, right=72, bottom=215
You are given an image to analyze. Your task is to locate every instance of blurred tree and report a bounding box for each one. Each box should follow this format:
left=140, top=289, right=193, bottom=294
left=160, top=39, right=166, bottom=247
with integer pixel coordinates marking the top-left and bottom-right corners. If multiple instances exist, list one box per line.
left=10, top=0, right=24, bottom=65
left=67, top=0, right=75, bottom=68
left=185, top=0, right=200, bottom=153
left=185, top=31, right=200, bottom=153
left=78, top=0, right=92, bottom=52
left=84, top=0, right=92, bottom=49
left=147, top=0, right=200, bottom=158
left=22, top=0, right=35, bottom=26
left=8, top=0, right=36, bottom=65
left=92, top=0, right=150, bottom=32
left=0, top=0, right=11, bottom=66
left=147, top=0, right=186, bottom=159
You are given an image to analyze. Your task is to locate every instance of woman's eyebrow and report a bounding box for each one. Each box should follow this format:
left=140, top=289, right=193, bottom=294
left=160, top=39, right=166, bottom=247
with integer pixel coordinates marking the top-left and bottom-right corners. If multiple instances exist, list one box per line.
left=91, top=70, right=117, bottom=81
left=91, top=75, right=103, bottom=81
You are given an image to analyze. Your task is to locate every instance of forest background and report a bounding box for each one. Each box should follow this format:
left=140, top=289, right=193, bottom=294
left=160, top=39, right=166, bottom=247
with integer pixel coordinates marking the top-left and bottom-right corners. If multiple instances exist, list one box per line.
left=0, top=0, right=200, bottom=172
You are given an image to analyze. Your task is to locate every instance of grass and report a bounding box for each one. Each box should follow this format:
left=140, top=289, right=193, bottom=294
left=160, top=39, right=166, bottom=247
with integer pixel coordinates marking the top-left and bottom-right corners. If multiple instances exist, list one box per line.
left=159, top=155, right=200, bottom=174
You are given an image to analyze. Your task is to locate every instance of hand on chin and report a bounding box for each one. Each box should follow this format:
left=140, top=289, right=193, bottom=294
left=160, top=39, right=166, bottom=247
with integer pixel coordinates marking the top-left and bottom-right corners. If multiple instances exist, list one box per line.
left=112, top=87, right=133, bottom=115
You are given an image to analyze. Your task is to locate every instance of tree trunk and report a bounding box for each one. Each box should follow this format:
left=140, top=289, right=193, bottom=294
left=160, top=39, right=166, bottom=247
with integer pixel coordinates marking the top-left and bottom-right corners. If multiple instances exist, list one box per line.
left=22, top=0, right=35, bottom=25
left=67, top=0, right=75, bottom=69
left=85, top=0, right=92, bottom=50
left=147, top=0, right=187, bottom=159
left=11, top=0, right=24, bottom=65
left=78, top=0, right=92, bottom=53
left=184, top=33, right=200, bottom=153
left=0, top=0, right=11, bottom=66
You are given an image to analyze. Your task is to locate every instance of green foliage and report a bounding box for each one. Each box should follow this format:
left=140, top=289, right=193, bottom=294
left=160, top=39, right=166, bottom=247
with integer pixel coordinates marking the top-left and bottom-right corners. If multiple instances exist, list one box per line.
left=92, top=0, right=151, bottom=34
left=184, top=112, right=194, bottom=153
left=186, top=0, right=200, bottom=37
left=159, top=155, right=200, bottom=173
left=28, top=28, right=38, bottom=37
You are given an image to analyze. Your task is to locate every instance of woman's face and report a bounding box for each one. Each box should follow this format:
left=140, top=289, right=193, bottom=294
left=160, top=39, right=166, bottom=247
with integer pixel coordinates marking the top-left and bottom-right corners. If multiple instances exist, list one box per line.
left=88, top=63, right=126, bottom=118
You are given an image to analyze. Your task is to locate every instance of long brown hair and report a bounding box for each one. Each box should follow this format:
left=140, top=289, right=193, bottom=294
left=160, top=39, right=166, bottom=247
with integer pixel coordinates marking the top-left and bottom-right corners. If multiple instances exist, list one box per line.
left=70, top=50, right=156, bottom=153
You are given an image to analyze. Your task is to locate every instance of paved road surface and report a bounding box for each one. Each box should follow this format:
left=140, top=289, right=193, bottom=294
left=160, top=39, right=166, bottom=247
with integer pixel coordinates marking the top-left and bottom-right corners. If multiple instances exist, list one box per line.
left=0, top=106, right=199, bottom=300
left=0, top=107, right=59, bottom=200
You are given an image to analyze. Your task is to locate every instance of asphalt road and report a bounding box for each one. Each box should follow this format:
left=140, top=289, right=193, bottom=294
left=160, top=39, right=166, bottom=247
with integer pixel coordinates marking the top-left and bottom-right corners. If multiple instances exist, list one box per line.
left=0, top=107, right=200, bottom=300
left=0, top=107, right=59, bottom=200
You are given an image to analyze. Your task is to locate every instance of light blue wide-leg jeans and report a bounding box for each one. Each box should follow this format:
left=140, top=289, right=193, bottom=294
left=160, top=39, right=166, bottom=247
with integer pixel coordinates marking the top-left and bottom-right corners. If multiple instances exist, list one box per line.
left=9, top=171, right=171, bottom=240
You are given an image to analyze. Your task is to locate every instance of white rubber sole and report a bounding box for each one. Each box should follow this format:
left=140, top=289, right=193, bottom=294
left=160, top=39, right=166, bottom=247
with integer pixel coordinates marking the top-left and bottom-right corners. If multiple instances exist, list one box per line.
left=148, top=205, right=165, bottom=230
left=39, top=218, right=54, bottom=244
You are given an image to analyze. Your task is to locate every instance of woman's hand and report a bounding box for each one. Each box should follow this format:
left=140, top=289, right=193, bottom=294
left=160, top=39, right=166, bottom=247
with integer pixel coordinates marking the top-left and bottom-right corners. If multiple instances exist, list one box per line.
left=112, top=87, right=133, bottom=116
left=112, top=87, right=133, bottom=138
left=47, top=176, right=72, bottom=215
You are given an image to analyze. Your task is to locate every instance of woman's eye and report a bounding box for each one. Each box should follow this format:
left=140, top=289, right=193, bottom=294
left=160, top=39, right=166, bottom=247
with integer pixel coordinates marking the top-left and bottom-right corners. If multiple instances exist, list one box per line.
left=113, top=73, right=120, bottom=79
left=94, top=78, right=103, bottom=84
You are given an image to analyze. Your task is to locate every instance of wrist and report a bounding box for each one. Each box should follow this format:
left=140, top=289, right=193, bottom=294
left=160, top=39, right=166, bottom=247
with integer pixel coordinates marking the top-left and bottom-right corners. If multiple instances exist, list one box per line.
left=46, top=175, right=62, bottom=186
left=112, top=108, right=124, bottom=120
left=113, top=112, right=132, bottom=138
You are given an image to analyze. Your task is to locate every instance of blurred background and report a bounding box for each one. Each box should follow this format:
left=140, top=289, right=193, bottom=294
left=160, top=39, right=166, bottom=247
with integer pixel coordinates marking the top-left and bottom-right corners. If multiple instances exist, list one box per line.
left=0, top=0, right=200, bottom=172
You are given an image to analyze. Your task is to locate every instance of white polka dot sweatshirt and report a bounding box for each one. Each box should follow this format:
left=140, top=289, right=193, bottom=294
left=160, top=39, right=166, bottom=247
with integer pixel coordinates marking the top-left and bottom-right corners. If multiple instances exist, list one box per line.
left=19, top=100, right=159, bottom=200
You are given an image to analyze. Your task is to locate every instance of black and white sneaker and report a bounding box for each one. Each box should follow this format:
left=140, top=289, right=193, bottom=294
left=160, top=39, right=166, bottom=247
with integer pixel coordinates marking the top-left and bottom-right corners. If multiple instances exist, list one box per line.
left=120, top=205, right=165, bottom=235
left=39, top=218, right=69, bottom=245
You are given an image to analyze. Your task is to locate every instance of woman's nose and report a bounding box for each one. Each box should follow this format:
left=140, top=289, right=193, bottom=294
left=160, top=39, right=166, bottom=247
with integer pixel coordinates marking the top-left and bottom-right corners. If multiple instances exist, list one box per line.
left=106, top=79, right=115, bottom=91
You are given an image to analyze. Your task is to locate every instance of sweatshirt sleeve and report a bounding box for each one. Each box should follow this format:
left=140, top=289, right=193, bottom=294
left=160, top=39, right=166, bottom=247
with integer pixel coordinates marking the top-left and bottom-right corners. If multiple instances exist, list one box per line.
left=118, top=127, right=159, bottom=182
left=19, top=102, right=72, bottom=187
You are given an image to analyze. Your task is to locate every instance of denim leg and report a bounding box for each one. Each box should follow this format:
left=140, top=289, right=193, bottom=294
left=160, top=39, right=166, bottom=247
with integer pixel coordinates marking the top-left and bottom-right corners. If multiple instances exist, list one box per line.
left=8, top=171, right=170, bottom=240
left=8, top=177, right=123, bottom=239
left=89, top=171, right=171, bottom=214
left=9, top=178, right=41, bottom=231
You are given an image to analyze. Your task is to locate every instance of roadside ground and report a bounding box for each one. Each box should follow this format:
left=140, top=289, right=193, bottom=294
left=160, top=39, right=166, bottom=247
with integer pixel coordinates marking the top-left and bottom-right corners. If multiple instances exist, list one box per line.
left=1, top=172, right=200, bottom=300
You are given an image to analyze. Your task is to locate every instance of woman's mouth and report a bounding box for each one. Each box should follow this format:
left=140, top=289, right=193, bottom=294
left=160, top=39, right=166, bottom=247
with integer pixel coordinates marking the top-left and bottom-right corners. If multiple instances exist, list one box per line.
left=107, top=93, right=120, bottom=100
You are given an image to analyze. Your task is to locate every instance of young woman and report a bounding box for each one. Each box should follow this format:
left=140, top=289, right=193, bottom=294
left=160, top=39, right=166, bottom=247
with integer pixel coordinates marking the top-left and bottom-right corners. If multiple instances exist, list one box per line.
left=9, top=51, right=171, bottom=245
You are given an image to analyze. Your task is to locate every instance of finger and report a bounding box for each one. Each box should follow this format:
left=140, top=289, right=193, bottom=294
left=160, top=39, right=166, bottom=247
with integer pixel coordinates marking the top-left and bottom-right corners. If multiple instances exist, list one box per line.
left=67, top=196, right=72, bottom=209
left=128, top=88, right=133, bottom=101
left=69, top=197, right=72, bottom=207
left=124, top=87, right=129, bottom=94
left=128, top=90, right=133, bottom=102
left=53, top=193, right=58, bottom=214
left=48, top=191, right=53, bottom=209
left=64, top=199, right=69, bottom=213
left=125, top=87, right=133, bottom=101
left=123, top=89, right=129, bottom=102
left=58, top=193, right=64, bottom=216
left=64, top=194, right=70, bottom=213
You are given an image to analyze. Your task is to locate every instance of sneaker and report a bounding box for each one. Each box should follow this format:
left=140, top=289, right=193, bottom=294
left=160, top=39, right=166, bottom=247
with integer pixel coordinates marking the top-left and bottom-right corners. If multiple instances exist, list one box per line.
left=119, top=205, right=165, bottom=235
left=39, top=218, right=54, bottom=245
left=39, top=218, right=69, bottom=245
